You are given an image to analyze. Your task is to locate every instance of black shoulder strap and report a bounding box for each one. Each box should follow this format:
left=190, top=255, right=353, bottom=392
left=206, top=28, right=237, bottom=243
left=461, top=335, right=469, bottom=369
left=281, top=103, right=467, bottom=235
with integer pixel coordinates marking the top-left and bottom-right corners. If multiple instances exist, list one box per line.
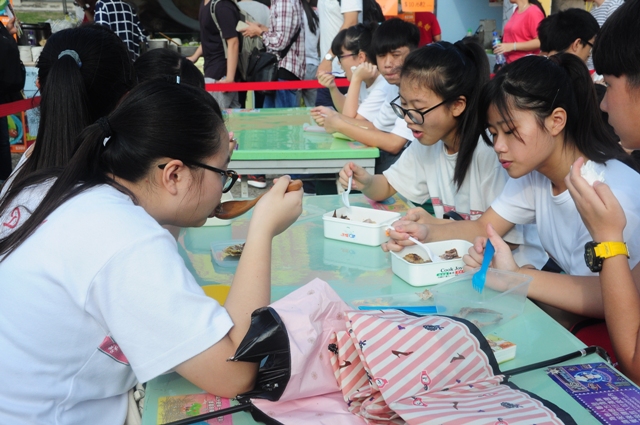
left=277, top=25, right=301, bottom=59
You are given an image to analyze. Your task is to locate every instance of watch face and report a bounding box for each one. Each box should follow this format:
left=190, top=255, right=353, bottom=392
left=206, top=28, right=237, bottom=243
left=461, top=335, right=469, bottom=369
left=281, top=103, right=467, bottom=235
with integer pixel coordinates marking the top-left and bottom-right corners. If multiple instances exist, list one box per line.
left=584, top=242, right=602, bottom=272
left=325, top=54, right=333, bottom=61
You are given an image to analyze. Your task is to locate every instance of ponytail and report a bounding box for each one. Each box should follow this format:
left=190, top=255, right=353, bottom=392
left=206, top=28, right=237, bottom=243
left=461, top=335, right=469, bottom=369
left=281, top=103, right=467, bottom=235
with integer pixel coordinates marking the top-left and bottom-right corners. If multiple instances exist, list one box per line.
left=529, top=0, right=546, bottom=17
left=400, top=39, right=490, bottom=190
left=8, top=25, right=134, bottom=195
left=301, top=0, right=319, bottom=35
left=479, top=54, right=628, bottom=165
left=0, top=81, right=225, bottom=260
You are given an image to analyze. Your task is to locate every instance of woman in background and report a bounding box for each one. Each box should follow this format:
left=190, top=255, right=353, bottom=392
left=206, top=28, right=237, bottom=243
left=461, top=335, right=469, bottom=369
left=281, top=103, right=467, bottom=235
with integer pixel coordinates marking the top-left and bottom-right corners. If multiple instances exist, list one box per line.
left=494, top=0, right=545, bottom=63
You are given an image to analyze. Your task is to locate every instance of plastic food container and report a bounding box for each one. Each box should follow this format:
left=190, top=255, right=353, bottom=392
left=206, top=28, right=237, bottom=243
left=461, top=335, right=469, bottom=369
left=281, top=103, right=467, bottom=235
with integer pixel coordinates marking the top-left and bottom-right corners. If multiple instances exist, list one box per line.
left=210, top=239, right=245, bottom=270
left=323, top=238, right=390, bottom=271
left=431, top=268, right=532, bottom=332
left=390, top=240, right=473, bottom=286
left=322, top=206, right=401, bottom=246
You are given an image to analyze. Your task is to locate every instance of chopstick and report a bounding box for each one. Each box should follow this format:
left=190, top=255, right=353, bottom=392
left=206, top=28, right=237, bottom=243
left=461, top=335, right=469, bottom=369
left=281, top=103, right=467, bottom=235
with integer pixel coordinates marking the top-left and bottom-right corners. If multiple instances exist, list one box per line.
left=158, top=32, right=181, bottom=46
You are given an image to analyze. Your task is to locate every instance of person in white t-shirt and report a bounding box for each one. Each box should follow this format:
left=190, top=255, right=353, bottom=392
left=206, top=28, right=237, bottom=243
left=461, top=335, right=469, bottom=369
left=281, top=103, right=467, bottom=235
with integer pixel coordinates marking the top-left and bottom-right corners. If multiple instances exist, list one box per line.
left=322, top=18, right=420, bottom=173
left=0, top=80, right=303, bottom=425
left=316, top=0, right=362, bottom=77
left=311, top=23, right=393, bottom=123
left=339, top=39, right=547, bottom=269
left=564, top=0, right=640, bottom=384
left=389, top=54, right=640, bottom=327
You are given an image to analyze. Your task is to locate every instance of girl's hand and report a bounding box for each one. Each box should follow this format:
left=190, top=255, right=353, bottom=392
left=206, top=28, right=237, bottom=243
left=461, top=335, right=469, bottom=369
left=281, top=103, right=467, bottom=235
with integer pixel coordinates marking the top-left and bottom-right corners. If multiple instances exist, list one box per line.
left=403, top=207, right=438, bottom=225
left=463, top=224, right=519, bottom=273
left=339, top=162, right=373, bottom=192
left=317, top=72, right=337, bottom=89
left=565, top=157, right=626, bottom=242
left=310, top=106, right=336, bottom=127
left=250, top=176, right=303, bottom=238
left=351, top=62, right=378, bottom=83
left=381, top=220, right=429, bottom=252
left=323, top=114, right=342, bottom=134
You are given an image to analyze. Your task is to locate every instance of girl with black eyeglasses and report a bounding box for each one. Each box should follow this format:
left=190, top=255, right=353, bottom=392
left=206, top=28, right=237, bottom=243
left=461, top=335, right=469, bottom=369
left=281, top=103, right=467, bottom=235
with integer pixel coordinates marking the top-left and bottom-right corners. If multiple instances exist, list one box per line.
left=340, top=39, right=548, bottom=270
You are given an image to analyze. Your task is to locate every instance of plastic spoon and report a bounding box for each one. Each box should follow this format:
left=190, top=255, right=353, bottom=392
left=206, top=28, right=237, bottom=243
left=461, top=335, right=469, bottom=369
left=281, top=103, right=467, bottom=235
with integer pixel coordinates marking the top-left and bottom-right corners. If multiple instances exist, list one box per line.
left=341, top=175, right=352, bottom=211
left=386, top=226, right=439, bottom=263
left=214, top=180, right=302, bottom=220
left=472, top=239, right=495, bottom=293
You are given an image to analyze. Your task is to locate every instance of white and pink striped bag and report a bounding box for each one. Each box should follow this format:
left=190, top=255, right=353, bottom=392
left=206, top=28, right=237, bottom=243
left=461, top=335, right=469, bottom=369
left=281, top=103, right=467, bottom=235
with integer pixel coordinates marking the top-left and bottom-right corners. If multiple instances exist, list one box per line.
left=255, top=280, right=576, bottom=425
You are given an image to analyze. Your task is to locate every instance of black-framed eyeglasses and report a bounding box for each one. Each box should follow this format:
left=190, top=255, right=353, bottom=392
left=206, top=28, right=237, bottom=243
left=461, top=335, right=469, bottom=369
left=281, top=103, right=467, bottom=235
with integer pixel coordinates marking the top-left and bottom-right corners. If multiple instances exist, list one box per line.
left=390, top=95, right=452, bottom=125
left=337, top=53, right=357, bottom=62
left=158, top=161, right=238, bottom=193
left=584, top=40, right=594, bottom=48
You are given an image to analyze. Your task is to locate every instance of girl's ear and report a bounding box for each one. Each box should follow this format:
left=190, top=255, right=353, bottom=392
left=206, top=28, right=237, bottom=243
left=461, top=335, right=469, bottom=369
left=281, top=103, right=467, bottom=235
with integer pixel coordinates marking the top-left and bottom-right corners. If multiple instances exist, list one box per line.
left=450, top=96, right=467, bottom=118
left=569, top=38, right=583, bottom=54
left=546, top=107, right=567, bottom=136
left=357, top=51, right=367, bottom=63
left=158, top=159, right=187, bottom=196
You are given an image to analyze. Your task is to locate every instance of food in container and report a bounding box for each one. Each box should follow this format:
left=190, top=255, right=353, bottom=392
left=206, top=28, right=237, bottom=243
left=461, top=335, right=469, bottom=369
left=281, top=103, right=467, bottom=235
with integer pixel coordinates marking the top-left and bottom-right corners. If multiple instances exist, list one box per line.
left=390, top=240, right=473, bottom=286
left=322, top=206, right=401, bottom=246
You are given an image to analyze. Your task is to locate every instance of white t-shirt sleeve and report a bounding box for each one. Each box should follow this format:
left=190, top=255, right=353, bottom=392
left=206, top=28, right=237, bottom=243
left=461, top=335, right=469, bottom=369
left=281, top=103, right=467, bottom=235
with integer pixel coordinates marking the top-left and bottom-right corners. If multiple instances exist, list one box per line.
left=357, top=85, right=388, bottom=122
left=373, top=88, right=399, bottom=132
left=383, top=141, right=431, bottom=205
left=389, top=116, right=413, bottom=141
left=490, top=175, right=537, bottom=226
left=86, top=232, right=234, bottom=384
left=340, top=0, right=362, bottom=14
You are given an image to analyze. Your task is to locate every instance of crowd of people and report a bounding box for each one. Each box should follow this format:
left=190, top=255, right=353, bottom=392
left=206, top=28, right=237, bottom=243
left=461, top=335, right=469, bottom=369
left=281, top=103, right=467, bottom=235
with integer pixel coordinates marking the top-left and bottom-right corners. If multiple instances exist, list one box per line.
left=1, top=0, right=640, bottom=423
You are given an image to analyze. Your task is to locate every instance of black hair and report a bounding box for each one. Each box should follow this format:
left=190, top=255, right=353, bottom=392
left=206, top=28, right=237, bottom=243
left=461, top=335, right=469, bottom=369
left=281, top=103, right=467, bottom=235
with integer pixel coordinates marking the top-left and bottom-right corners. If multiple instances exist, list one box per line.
left=0, top=80, right=226, bottom=259
left=302, top=0, right=319, bottom=35
left=10, top=25, right=134, bottom=190
left=479, top=54, right=627, bottom=165
left=537, top=8, right=598, bottom=54
left=135, top=48, right=205, bottom=89
left=372, top=18, right=420, bottom=57
left=593, top=0, right=640, bottom=89
left=528, top=0, right=547, bottom=17
left=401, top=39, right=490, bottom=189
left=362, top=0, right=385, bottom=26
left=330, top=23, right=377, bottom=62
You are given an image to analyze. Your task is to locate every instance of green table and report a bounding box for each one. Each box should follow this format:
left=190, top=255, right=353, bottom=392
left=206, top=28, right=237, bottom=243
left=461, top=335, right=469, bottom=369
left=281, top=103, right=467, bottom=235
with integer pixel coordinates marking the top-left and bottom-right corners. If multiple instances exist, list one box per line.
left=144, top=194, right=609, bottom=425
left=226, top=108, right=379, bottom=197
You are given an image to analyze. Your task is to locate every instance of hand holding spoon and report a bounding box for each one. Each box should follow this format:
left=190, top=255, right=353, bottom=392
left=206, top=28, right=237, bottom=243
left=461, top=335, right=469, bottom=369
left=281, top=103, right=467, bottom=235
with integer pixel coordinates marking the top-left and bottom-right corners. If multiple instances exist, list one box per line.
left=214, top=180, right=303, bottom=220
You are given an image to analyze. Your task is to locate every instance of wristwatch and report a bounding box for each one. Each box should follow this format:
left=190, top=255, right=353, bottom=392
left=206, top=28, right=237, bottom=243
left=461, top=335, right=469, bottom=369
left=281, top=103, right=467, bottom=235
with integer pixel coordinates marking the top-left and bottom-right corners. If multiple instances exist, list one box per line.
left=584, top=241, right=630, bottom=272
left=324, top=53, right=335, bottom=61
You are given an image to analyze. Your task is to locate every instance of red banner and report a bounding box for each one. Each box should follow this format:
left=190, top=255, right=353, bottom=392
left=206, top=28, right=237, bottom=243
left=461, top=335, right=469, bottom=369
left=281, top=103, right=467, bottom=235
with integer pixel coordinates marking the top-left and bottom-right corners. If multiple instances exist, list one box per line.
left=0, top=97, right=41, bottom=118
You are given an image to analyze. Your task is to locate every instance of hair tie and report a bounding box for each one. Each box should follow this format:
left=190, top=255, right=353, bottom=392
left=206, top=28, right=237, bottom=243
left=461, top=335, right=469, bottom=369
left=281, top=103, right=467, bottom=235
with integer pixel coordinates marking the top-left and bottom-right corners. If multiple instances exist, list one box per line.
left=58, top=50, right=82, bottom=68
left=97, top=117, right=112, bottom=147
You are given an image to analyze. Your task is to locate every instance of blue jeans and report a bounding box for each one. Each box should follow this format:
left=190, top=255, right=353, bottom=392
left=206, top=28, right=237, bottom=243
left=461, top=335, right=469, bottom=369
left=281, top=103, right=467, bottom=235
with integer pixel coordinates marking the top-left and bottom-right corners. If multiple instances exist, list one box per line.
left=264, top=79, right=298, bottom=108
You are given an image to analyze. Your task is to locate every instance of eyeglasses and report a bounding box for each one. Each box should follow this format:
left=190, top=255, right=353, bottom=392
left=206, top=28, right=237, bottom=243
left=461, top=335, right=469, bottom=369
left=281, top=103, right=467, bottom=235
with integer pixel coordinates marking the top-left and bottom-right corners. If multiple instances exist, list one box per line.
left=584, top=40, right=594, bottom=48
left=337, top=53, right=357, bottom=62
left=390, top=95, right=452, bottom=125
left=158, top=161, right=238, bottom=193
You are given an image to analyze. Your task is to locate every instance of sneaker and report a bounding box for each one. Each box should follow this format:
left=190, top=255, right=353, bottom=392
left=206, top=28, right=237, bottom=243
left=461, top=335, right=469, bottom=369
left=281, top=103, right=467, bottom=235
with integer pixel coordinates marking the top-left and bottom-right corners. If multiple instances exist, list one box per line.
left=247, top=175, right=267, bottom=189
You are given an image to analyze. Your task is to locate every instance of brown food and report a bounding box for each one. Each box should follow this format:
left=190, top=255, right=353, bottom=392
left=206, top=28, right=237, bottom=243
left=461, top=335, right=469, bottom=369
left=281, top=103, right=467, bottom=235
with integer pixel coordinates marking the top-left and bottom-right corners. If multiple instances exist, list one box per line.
left=440, top=248, right=460, bottom=260
left=403, top=253, right=431, bottom=264
left=223, top=243, right=245, bottom=258
left=340, top=215, right=350, bottom=220
left=362, top=218, right=376, bottom=224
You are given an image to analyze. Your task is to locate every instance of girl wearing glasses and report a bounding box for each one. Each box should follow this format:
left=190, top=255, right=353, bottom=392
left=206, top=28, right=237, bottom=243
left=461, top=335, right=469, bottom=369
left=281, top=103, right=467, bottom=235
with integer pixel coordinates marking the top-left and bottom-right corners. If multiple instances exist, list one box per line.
left=340, top=39, right=548, bottom=269
left=390, top=54, right=640, bottom=329
left=0, top=80, right=303, bottom=424
left=311, top=23, right=391, bottom=125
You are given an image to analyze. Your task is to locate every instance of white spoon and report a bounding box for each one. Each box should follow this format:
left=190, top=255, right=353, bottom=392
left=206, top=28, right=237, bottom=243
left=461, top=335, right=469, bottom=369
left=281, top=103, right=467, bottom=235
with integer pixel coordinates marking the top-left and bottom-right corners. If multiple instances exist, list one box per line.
left=387, top=226, right=440, bottom=263
left=341, top=175, right=352, bottom=211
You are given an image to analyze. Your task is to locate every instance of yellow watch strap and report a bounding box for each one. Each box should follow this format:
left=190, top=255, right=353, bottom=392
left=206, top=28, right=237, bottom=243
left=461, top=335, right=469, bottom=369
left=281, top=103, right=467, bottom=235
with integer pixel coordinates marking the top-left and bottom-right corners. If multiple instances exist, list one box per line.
left=593, top=242, right=630, bottom=259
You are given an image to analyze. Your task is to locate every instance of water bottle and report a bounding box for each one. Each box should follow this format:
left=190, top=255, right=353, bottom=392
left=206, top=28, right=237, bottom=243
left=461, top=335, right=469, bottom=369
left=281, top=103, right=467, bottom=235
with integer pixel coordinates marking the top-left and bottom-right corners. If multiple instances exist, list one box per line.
left=492, top=31, right=506, bottom=72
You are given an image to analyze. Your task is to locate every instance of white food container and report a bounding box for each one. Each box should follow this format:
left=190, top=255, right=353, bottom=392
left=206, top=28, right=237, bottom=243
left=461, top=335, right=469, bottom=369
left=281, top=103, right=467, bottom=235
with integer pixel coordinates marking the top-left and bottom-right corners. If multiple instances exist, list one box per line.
left=322, top=206, right=401, bottom=246
left=390, top=240, right=473, bottom=286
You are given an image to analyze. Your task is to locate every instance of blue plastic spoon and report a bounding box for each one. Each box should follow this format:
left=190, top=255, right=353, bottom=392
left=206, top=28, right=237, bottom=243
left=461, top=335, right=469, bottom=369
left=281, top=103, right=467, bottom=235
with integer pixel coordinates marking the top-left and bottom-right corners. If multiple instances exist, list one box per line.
left=472, top=240, right=495, bottom=293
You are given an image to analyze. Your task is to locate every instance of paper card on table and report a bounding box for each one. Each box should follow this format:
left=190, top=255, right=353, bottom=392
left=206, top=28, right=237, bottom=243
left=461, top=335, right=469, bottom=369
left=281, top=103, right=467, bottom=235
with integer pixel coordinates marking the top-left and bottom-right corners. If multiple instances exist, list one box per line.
left=157, top=393, right=233, bottom=425
left=547, top=362, right=640, bottom=425
left=486, top=334, right=516, bottom=364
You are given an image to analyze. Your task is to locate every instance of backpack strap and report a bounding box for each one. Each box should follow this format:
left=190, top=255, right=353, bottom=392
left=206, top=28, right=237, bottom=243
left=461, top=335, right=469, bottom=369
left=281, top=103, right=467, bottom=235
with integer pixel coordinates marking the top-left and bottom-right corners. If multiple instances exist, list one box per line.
left=210, top=0, right=240, bottom=60
left=276, top=25, right=301, bottom=61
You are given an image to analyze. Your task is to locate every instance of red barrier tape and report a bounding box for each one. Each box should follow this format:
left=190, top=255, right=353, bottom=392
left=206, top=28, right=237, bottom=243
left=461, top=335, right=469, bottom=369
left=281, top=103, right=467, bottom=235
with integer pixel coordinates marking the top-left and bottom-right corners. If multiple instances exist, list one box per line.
left=0, top=97, right=41, bottom=118
left=205, top=78, right=350, bottom=92
left=1, top=79, right=347, bottom=116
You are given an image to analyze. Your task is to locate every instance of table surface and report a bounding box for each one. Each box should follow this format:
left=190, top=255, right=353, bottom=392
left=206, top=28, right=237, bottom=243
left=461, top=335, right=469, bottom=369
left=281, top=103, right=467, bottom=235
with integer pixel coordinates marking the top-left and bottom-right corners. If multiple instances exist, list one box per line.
left=144, top=194, right=607, bottom=425
left=225, top=108, right=379, bottom=161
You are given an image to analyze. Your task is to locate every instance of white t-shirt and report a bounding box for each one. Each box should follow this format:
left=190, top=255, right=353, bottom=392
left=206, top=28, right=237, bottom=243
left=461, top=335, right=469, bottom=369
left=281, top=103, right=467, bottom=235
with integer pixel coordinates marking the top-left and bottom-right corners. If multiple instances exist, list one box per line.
left=491, top=160, right=640, bottom=275
left=0, top=179, right=53, bottom=237
left=373, top=87, right=408, bottom=136
left=384, top=139, right=548, bottom=269
left=0, top=185, right=234, bottom=425
left=317, top=0, right=363, bottom=74
left=303, top=8, right=320, bottom=67
left=357, top=74, right=396, bottom=122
